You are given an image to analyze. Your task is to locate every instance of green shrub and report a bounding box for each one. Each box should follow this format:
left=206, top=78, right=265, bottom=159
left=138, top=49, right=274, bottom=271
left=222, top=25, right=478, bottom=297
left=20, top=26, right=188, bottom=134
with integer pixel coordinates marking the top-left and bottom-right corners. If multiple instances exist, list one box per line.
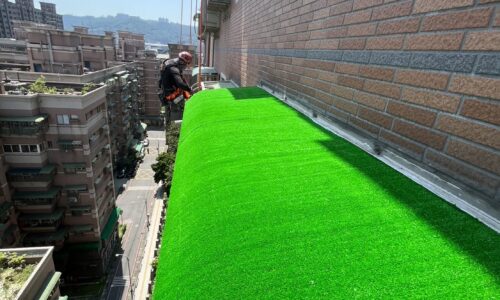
left=29, top=76, right=57, bottom=94
left=81, top=82, right=96, bottom=95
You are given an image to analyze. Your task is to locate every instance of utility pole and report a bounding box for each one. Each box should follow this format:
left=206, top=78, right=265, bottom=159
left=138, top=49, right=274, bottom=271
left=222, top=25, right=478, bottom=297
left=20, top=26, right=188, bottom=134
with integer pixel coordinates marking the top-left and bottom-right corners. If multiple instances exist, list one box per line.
left=180, top=0, right=183, bottom=45
left=190, top=0, right=193, bottom=45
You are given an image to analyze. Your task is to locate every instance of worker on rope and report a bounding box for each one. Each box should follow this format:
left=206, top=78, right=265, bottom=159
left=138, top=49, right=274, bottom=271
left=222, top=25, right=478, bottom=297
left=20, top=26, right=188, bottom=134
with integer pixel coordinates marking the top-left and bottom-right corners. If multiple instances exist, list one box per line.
left=158, top=51, right=193, bottom=107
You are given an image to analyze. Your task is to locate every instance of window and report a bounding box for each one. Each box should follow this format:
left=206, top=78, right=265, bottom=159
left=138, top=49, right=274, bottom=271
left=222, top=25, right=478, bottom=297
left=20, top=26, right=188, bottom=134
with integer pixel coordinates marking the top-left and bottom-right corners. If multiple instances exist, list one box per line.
left=57, top=114, right=70, bottom=125
left=70, top=115, right=79, bottom=120
left=47, top=141, right=53, bottom=148
left=39, top=143, right=45, bottom=151
left=29, top=145, right=38, bottom=152
left=21, top=145, right=29, bottom=153
left=11, top=145, right=20, bottom=152
left=3, top=145, right=12, bottom=152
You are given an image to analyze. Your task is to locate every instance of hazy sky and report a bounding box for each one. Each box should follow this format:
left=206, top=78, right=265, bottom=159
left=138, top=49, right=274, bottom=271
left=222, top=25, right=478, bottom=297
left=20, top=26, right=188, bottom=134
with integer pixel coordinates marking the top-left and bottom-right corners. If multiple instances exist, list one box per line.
left=32, top=0, right=198, bottom=24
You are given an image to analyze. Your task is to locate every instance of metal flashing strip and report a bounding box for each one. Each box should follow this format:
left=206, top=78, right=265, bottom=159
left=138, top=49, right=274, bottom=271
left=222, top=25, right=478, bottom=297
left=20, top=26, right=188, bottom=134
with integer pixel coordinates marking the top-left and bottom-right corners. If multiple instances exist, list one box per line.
left=259, top=84, right=500, bottom=233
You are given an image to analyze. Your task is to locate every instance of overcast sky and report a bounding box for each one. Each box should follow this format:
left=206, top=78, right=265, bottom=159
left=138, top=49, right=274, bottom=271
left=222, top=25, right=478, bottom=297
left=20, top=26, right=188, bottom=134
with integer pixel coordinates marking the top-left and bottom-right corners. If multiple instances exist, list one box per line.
left=31, top=0, right=198, bottom=24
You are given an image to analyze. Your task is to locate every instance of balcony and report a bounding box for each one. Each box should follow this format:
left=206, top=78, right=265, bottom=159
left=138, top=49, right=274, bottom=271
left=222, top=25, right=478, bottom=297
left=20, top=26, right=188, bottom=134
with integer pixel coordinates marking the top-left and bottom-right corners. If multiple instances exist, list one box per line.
left=58, top=140, right=82, bottom=151
left=13, top=187, right=60, bottom=213
left=64, top=185, right=88, bottom=204
left=207, top=0, right=230, bottom=10
left=7, top=165, right=56, bottom=188
left=23, top=228, right=66, bottom=249
left=18, top=208, right=64, bottom=232
left=0, top=114, right=49, bottom=136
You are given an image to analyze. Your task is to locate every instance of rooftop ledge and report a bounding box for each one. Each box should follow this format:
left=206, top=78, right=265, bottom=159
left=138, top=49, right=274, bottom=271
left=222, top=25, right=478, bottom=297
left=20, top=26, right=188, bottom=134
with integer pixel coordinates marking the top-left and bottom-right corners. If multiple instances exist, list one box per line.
left=153, top=87, right=500, bottom=299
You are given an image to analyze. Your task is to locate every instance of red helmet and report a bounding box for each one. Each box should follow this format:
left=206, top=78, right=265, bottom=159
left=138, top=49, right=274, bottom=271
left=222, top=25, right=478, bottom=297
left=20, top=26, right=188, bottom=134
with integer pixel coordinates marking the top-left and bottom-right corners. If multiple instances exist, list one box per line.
left=178, top=51, right=193, bottom=64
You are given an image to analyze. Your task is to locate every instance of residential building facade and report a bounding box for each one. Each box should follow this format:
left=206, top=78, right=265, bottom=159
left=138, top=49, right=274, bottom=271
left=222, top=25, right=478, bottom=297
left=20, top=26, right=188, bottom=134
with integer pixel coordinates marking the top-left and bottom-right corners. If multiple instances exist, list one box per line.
left=204, top=0, right=500, bottom=208
left=0, top=62, right=142, bottom=281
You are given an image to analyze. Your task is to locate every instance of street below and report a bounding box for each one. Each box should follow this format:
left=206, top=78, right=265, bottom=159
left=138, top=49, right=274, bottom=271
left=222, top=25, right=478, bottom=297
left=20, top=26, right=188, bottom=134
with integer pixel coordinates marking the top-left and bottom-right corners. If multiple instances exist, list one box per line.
left=104, top=128, right=166, bottom=300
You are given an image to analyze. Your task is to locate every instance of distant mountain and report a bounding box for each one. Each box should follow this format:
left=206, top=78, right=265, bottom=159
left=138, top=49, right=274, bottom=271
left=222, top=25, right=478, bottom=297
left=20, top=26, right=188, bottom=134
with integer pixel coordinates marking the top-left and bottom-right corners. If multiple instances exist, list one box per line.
left=63, top=14, right=196, bottom=45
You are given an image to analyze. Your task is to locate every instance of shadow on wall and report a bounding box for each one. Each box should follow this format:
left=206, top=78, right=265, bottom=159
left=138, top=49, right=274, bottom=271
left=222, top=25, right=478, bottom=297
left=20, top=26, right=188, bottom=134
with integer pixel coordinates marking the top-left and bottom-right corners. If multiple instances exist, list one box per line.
left=317, top=137, right=500, bottom=284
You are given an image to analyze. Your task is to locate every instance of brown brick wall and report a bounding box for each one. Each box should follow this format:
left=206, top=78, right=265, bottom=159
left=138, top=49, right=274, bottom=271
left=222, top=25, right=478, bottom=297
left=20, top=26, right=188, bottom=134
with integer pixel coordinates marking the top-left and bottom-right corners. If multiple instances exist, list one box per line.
left=213, top=0, right=500, bottom=202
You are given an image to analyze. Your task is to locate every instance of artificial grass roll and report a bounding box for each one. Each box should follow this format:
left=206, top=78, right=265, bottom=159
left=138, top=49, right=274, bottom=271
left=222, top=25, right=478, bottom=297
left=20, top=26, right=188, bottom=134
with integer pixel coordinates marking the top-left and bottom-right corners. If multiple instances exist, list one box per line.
left=153, top=87, right=500, bottom=299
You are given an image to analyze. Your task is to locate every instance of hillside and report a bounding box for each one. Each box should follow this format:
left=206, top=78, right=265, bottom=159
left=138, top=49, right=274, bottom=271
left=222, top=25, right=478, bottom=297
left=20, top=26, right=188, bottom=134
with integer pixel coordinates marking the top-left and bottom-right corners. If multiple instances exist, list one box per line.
left=63, top=14, right=196, bottom=44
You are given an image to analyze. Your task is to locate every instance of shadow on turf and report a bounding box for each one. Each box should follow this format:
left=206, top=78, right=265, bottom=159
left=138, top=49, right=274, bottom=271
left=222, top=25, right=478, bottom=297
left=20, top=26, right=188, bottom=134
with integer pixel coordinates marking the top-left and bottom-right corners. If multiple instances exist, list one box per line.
left=317, top=138, right=500, bottom=284
left=228, top=87, right=276, bottom=100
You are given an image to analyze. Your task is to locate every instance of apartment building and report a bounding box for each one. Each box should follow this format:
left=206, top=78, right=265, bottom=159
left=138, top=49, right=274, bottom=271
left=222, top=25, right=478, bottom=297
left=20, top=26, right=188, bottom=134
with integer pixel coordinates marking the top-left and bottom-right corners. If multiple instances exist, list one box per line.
left=137, top=49, right=162, bottom=125
left=0, top=0, right=63, bottom=38
left=13, top=25, right=117, bottom=75
left=0, top=62, right=142, bottom=281
left=1, top=246, right=64, bottom=299
left=118, top=31, right=145, bottom=61
left=203, top=0, right=500, bottom=208
left=0, top=37, right=30, bottom=71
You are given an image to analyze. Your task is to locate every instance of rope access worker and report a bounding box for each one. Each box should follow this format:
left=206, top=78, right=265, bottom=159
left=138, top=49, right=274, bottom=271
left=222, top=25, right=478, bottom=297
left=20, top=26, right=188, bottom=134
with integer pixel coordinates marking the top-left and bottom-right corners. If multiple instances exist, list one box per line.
left=158, top=51, right=193, bottom=107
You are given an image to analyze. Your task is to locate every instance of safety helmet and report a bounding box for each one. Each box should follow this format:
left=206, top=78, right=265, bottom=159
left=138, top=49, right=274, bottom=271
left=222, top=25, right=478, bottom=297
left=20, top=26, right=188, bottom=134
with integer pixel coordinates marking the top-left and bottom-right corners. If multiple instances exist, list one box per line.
left=178, top=51, right=193, bottom=64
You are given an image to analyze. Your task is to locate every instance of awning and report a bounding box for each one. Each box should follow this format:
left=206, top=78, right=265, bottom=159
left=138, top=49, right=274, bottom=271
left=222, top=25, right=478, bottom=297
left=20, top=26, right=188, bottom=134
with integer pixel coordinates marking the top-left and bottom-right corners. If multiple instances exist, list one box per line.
left=13, top=187, right=61, bottom=200
left=38, top=271, right=61, bottom=300
left=63, top=185, right=88, bottom=192
left=68, top=225, right=93, bottom=233
left=101, top=207, right=121, bottom=241
left=58, top=140, right=74, bottom=146
left=23, top=228, right=66, bottom=243
left=134, top=143, right=144, bottom=153
left=128, top=138, right=138, bottom=148
left=0, top=114, right=48, bottom=123
left=19, top=208, right=64, bottom=221
left=63, top=163, right=86, bottom=169
left=8, top=165, right=55, bottom=176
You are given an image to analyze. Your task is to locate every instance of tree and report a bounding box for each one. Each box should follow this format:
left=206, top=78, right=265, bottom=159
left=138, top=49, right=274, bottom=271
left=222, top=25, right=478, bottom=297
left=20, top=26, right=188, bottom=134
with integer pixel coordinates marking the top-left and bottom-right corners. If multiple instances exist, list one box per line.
left=151, top=152, right=176, bottom=184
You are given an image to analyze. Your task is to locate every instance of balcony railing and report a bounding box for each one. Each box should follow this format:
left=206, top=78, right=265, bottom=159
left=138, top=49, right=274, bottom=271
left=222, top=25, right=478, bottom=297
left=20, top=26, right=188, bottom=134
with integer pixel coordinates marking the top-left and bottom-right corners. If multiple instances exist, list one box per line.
left=0, top=115, right=49, bottom=136
left=12, top=187, right=60, bottom=212
left=18, top=208, right=64, bottom=232
left=7, top=165, right=56, bottom=188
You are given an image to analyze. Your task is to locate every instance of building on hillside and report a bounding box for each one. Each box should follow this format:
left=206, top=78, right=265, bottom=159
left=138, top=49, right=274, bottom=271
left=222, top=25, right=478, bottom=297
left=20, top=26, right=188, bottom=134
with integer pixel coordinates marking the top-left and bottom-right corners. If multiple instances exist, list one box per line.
left=0, top=246, right=65, bottom=299
left=0, top=0, right=63, bottom=38
left=0, top=62, right=142, bottom=281
left=200, top=0, right=500, bottom=209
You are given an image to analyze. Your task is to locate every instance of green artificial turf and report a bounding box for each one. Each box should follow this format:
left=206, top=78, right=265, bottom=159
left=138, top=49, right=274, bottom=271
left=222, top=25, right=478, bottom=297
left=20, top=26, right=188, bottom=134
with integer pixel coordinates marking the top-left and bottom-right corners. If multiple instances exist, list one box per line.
left=153, top=87, right=500, bottom=299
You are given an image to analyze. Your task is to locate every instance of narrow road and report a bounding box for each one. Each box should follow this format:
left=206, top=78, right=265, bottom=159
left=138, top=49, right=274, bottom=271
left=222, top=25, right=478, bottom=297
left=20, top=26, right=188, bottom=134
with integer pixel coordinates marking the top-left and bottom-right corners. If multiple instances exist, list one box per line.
left=105, top=128, right=166, bottom=300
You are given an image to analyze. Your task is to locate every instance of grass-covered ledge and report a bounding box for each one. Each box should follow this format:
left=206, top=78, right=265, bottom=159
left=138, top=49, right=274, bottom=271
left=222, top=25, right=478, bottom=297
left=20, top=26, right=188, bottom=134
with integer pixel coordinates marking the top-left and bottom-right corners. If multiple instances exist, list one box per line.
left=153, top=87, right=500, bottom=299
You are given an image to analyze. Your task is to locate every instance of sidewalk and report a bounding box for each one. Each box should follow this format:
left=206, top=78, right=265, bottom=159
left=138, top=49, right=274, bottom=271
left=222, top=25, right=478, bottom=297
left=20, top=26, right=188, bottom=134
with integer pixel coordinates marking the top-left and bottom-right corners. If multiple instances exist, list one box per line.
left=134, top=186, right=165, bottom=299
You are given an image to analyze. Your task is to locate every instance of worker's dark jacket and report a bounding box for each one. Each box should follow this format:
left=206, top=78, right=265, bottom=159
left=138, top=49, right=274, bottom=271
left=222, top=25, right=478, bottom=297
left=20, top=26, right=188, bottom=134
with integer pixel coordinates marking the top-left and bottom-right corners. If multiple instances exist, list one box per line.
left=159, top=58, right=190, bottom=95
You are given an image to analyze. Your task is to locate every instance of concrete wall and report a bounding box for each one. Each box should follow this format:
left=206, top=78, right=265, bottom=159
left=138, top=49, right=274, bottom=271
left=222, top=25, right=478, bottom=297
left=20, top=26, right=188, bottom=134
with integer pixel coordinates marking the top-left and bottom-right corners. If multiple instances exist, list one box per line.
left=214, top=0, right=500, bottom=204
